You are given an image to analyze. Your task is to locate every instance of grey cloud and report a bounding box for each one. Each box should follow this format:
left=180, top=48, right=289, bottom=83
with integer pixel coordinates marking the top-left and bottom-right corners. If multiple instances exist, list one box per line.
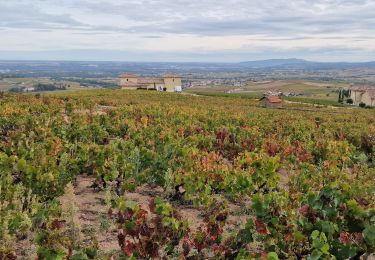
left=81, top=0, right=375, bottom=37
left=0, top=2, right=86, bottom=30
left=1, top=0, right=375, bottom=62
left=142, top=35, right=163, bottom=39
left=1, top=0, right=374, bottom=37
left=0, top=46, right=371, bottom=62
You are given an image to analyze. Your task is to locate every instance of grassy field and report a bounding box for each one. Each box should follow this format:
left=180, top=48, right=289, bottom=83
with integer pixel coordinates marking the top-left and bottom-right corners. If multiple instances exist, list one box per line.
left=0, top=77, right=83, bottom=91
left=185, top=79, right=350, bottom=103
left=0, top=77, right=115, bottom=93
left=1, top=77, right=349, bottom=106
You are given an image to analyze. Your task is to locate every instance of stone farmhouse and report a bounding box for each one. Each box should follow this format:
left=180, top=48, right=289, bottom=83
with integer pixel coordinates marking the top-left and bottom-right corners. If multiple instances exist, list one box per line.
left=259, top=96, right=283, bottom=108
left=349, top=86, right=375, bottom=107
left=119, top=73, right=182, bottom=92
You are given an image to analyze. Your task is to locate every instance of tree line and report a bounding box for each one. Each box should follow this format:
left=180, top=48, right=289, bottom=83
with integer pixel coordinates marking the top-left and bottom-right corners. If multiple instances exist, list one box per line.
left=8, top=83, right=67, bottom=93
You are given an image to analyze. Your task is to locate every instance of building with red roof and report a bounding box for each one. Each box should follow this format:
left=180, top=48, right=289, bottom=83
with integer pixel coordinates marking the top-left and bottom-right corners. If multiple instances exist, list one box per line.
left=259, top=96, right=283, bottom=108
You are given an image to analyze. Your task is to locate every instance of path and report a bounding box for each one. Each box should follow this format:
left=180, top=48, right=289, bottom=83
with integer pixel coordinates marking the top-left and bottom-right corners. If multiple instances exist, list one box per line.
left=63, top=174, right=119, bottom=252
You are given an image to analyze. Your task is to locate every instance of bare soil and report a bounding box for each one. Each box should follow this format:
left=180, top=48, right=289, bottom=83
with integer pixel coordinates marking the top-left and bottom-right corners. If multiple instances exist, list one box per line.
left=72, top=174, right=118, bottom=252
left=15, top=170, right=291, bottom=258
left=75, top=176, right=251, bottom=248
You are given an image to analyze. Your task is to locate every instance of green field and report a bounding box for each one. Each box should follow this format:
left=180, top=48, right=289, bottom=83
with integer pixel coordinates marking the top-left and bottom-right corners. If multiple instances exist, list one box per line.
left=0, top=77, right=83, bottom=91
left=186, top=79, right=350, bottom=103
left=0, top=77, right=114, bottom=93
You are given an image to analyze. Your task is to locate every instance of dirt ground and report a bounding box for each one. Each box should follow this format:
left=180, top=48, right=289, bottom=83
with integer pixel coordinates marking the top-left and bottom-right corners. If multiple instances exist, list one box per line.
left=14, top=169, right=292, bottom=258
left=70, top=175, right=251, bottom=254
left=71, top=174, right=119, bottom=252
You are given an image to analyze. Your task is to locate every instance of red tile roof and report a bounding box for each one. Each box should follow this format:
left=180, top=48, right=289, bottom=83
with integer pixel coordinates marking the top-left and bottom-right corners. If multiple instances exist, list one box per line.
left=261, top=96, right=282, bottom=103
left=350, top=86, right=375, bottom=98
left=366, top=90, right=375, bottom=99
left=349, top=85, right=375, bottom=91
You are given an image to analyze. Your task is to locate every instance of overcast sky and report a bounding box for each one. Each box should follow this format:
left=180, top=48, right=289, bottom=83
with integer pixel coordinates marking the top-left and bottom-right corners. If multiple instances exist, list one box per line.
left=0, top=0, right=374, bottom=62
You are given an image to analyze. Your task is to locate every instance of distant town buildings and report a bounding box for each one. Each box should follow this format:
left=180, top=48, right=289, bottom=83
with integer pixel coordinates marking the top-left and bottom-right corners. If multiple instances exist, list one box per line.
left=23, top=87, right=35, bottom=92
left=119, top=73, right=182, bottom=92
left=186, top=78, right=245, bottom=88
left=259, top=96, right=283, bottom=108
left=264, top=90, right=302, bottom=97
left=349, top=86, right=375, bottom=107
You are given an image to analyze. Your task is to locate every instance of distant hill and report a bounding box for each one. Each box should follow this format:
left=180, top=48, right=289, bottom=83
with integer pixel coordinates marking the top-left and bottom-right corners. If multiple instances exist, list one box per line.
left=238, top=58, right=375, bottom=69
left=1, top=59, right=375, bottom=80
left=239, top=58, right=311, bottom=68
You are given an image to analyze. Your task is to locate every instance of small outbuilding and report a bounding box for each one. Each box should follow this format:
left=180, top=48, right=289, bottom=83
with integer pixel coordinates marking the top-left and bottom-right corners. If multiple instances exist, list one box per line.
left=259, top=96, right=283, bottom=108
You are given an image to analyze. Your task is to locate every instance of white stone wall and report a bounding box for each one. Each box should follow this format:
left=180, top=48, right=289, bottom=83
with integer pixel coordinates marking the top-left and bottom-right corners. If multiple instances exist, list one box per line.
left=350, top=90, right=375, bottom=106
left=361, top=92, right=375, bottom=107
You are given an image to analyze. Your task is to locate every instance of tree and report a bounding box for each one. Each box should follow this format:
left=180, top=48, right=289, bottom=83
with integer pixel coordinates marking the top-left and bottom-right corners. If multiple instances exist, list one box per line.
left=338, top=89, right=344, bottom=103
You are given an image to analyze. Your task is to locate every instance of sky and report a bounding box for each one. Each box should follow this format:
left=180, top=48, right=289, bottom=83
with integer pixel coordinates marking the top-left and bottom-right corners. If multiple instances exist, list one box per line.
left=0, top=0, right=374, bottom=62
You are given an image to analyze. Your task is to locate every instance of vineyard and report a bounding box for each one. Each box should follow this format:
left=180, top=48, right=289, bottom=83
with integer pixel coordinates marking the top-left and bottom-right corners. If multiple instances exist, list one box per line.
left=0, top=90, right=374, bottom=259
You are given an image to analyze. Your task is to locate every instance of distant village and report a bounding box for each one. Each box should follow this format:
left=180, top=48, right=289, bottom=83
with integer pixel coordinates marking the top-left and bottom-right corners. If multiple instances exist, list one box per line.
left=263, top=90, right=304, bottom=97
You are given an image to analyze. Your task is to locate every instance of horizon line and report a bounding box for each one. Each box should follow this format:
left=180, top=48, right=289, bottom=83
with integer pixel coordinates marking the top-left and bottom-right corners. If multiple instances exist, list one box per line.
left=1, top=58, right=375, bottom=64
